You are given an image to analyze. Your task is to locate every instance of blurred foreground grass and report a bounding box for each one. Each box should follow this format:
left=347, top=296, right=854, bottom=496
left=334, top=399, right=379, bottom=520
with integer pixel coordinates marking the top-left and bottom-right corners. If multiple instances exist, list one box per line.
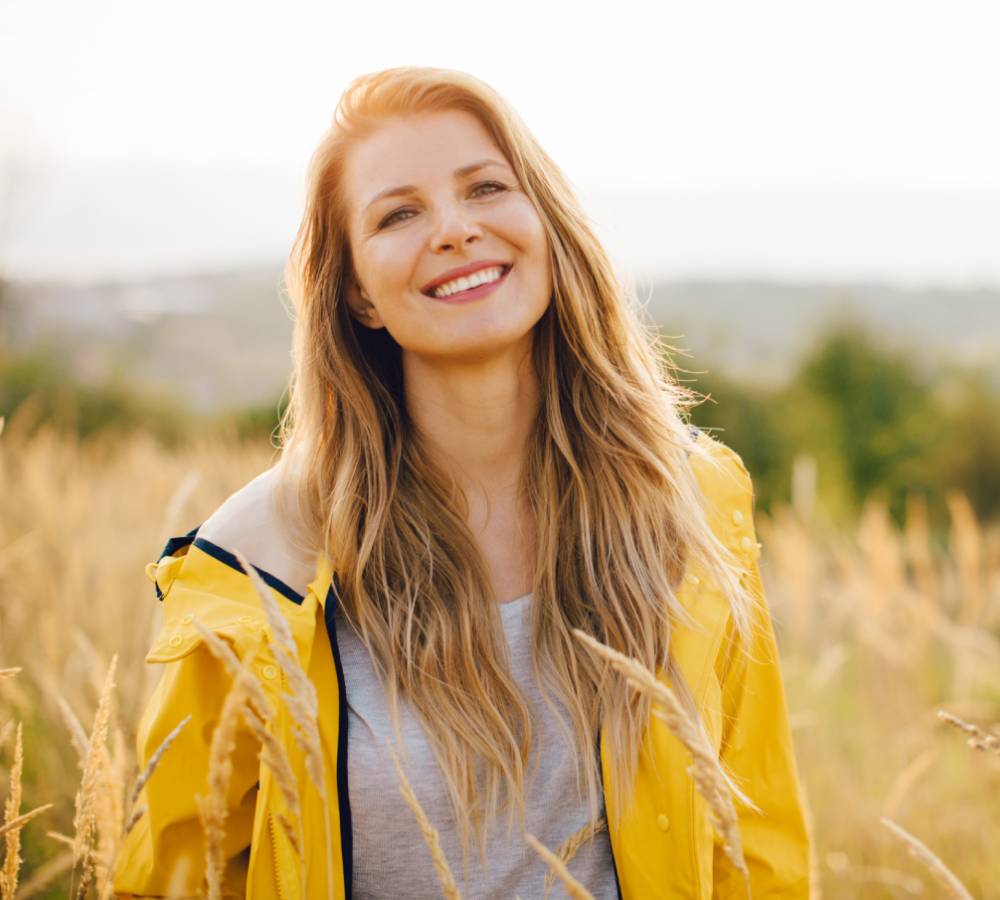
left=0, top=420, right=999, bottom=898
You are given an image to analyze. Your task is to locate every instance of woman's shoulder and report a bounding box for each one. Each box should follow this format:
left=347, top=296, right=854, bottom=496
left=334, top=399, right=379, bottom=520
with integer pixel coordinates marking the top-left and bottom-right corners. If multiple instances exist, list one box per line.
left=153, top=464, right=321, bottom=603
left=684, top=426, right=760, bottom=567
left=686, top=426, right=754, bottom=504
left=143, top=464, right=325, bottom=663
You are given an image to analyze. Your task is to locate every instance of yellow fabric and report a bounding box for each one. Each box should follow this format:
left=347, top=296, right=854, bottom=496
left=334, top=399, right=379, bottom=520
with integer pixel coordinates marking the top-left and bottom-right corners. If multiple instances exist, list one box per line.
left=113, top=431, right=811, bottom=898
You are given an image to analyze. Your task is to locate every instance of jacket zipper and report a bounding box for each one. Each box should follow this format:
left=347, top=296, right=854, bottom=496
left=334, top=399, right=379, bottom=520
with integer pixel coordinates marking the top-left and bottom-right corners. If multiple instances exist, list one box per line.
left=267, top=811, right=289, bottom=900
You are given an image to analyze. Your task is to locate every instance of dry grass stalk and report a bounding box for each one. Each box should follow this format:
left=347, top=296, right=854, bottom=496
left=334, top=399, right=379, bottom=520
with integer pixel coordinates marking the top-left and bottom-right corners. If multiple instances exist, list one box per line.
left=937, top=710, right=1000, bottom=754
left=122, top=805, right=146, bottom=840
left=70, top=653, right=117, bottom=900
left=233, top=549, right=325, bottom=789
left=572, top=629, right=753, bottom=895
left=524, top=832, right=594, bottom=900
left=543, top=816, right=606, bottom=899
left=192, top=624, right=274, bottom=724
left=193, top=618, right=306, bottom=893
left=882, top=749, right=937, bottom=820
left=946, top=491, right=984, bottom=628
left=881, top=817, right=974, bottom=899
left=128, top=714, right=193, bottom=813
left=193, top=619, right=304, bottom=856
left=164, top=856, right=193, bottom=898
left=89, top=713, right=193, bottom=900
left=0, top=670, right=20, bottom=682
left=0, top=804, right=53, bottom=839
left=197, top=672, right=253, bottom=900
left=1, top=722, right=23, bottom=900
left=240, top=707, right=301, bottom=851
left=904, top=494, right=939, bottom=600
left=231, top=547, right=333, bottom=900
left=386, top=741, right=461, bottom=900
left=54, top=695, right=90, bottom=761
left=93, top=721, right=127, bottom=898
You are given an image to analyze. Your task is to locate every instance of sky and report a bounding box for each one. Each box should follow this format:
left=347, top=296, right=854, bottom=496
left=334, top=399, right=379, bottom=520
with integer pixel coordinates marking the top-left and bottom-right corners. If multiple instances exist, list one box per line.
left=2, top=0, right=999, bottom=285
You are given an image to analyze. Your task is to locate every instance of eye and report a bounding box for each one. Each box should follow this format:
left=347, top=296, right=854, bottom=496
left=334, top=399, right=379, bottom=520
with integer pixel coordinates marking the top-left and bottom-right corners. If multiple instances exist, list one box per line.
left=378, top=207, right=416, bottom=229
left=471, top=180, right=507, bottom=197
left=377, top=182, right=508, bottom=230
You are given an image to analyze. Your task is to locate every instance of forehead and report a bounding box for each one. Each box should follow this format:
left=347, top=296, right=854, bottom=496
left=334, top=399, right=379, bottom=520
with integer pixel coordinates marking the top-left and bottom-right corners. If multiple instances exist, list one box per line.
left=344, top=110, right=505, bottom=214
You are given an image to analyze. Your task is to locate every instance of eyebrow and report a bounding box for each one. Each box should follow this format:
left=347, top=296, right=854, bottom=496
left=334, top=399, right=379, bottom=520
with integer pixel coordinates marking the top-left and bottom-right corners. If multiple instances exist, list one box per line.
left=363, top=159, right=509, bottom=213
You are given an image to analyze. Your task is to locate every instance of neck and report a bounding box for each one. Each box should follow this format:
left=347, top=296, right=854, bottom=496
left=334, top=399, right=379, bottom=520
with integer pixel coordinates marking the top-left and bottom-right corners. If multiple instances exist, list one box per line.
left=403, top=340, right=539, bottom=502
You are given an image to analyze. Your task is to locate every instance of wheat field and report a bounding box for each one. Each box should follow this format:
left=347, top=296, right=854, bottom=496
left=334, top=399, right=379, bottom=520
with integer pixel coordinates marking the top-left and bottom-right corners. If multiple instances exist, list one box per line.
left=2, top=421, right=999, bottom=898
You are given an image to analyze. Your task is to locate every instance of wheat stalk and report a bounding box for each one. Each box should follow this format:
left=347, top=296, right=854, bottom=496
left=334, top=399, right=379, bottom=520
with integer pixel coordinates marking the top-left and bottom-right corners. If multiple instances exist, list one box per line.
left=70, top=653, right=117, bottom=900
left=193, top=621, right=303, bottom=860
left=881, top=817, right=974, bottom=899
left=386, top=741, right=461, bottom=900
left=197, top=670, right=252, bottom=900
left=127, top=714, right=193, bottom=815
left=46, top=831, right=74, bottom=850
left=938, top=710, right=1000, bottom=754
left=525, top=832, right=594, bottom=900
left=54, top=694, right=90, bottom=761
left=1, top=722, right=23, bottom=900
left=231, top=547, right=333, bottom=900
left=93, top=720, right=127, bottom=898
left=0, top=804, right=53, bottom=840
left=193, top=625, right=272, bottom=716
left=542, top=816, right=607, bottom=899
left=90, top=713, right=193, bottom=900
left=571, top=628, right=753, bottom=895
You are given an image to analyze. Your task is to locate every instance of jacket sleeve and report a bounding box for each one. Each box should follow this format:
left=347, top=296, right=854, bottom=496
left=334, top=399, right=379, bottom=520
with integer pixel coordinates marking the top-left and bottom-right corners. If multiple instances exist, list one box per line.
left=112, top=588, right=260, bottom=896
left=710, top=450, right=813, bottom=898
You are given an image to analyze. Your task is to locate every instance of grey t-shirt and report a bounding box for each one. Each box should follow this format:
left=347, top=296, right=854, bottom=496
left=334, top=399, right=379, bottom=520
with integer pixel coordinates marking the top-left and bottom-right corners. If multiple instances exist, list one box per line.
left=334, top=593, right=619, bottom=899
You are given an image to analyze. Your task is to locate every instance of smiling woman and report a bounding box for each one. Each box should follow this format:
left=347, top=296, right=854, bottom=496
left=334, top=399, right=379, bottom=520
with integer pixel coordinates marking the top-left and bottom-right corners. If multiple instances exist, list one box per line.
left=341, top=109, right=553, bottom=364
left=113, top=65, right=811, bottom=899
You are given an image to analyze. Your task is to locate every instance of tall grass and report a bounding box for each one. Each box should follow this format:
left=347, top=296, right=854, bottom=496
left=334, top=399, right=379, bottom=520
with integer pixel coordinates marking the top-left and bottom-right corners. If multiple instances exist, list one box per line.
left=1, top=424, right=998, bottom=897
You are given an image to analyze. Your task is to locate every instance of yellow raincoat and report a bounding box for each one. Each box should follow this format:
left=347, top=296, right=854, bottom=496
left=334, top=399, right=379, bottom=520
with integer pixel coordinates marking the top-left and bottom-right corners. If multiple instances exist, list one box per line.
left=113, top=428, right=811, bottom=898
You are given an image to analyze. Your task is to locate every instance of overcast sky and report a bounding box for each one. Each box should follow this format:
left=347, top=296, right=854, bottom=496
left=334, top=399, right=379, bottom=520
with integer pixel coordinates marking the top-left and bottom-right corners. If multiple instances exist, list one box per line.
left=2, top=0, right=999, bottom=285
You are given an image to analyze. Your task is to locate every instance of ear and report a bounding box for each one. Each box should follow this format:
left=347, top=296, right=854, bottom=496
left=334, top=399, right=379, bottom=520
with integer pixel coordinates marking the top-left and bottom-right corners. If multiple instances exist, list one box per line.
left=344, top=274, right=386, bottom=330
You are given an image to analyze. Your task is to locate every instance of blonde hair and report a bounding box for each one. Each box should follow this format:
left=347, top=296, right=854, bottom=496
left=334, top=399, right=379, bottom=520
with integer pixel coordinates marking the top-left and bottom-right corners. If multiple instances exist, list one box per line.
left=275, top=65, right=754, bottom=864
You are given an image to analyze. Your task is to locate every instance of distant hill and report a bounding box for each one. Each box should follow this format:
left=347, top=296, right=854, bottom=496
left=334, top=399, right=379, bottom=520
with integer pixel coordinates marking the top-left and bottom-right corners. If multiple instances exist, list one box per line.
left=4, top=270, right=998, bottom=411
left=645, top=280, right=1000, bottom=388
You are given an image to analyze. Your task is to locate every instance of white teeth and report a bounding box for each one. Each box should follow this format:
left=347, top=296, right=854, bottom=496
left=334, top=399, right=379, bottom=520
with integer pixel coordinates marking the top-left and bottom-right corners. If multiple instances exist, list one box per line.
left=432, top=266, right=504, bottom=298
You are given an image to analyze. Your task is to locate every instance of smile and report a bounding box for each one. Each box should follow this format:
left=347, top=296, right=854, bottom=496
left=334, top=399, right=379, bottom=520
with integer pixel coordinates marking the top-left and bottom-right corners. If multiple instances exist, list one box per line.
left=425, top=265, right=512, bottom=304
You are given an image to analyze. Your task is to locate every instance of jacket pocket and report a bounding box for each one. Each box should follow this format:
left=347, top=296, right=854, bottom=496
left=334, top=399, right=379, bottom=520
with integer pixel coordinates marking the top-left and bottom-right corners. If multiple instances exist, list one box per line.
left=145, top=593, right=275, bottom=667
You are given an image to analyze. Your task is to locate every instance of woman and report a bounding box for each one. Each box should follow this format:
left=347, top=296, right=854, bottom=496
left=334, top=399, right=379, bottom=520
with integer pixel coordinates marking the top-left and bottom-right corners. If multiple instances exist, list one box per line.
left=114, top=66, right=810, bottom=898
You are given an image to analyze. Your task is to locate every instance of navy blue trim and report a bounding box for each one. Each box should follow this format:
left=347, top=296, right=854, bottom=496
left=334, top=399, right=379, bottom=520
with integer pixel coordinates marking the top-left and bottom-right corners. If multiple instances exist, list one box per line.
left=161, top=525, right=200, bottom=560
left=154, top=525, right=201, bottom=600
left=324, top=575, right=353, bottom=898
left=192, top=537, right=305, bottom=605
left=596, top=726, right=624, bottom=899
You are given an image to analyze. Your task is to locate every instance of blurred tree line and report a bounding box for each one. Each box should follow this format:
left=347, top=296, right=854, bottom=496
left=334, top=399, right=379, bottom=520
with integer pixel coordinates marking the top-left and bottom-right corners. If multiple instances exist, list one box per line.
left=2, top=319, right=998, bottom=532
left=687, top=321, right=1000, bottom=531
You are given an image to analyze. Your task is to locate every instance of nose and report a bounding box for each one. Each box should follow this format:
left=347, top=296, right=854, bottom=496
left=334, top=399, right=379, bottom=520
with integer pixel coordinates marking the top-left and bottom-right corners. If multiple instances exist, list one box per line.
left=429, top=202, right=483, bottom=253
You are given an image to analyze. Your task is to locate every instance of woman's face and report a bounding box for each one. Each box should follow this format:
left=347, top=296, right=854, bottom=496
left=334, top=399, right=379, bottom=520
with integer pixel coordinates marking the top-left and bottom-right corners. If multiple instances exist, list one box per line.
left=342, top=109, right=553, bottom=363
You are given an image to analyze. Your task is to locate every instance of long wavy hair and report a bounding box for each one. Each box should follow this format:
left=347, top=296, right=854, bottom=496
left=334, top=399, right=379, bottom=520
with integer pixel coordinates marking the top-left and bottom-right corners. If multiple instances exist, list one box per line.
left=274, top=65, right=755, bottom=863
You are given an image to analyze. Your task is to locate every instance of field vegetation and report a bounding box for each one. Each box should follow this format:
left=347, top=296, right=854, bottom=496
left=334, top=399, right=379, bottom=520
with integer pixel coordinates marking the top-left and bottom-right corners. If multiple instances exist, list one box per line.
left=1, top=321, right=999, bottom=897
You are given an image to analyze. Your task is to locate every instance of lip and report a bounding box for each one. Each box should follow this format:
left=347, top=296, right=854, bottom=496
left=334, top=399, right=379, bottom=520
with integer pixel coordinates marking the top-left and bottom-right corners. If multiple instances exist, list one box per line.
left=426, top=264, right=512, bottom=304
left=420, top=259, right=511, bottom=296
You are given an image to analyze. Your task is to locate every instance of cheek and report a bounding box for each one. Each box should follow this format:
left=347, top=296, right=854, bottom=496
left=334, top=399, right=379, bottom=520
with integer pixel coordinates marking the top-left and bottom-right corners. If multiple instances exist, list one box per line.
left=363, top=236, right=422, bottom=294
left=487, top=195, right=546, bottom=256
